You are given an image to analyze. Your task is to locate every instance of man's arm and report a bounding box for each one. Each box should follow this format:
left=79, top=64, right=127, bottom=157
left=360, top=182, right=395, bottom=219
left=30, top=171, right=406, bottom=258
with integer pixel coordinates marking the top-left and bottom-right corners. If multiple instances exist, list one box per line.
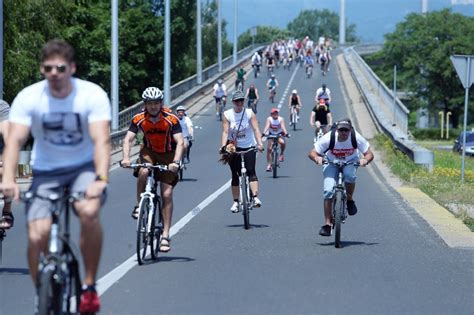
left=308, top=148, right=324, bottom=165
left=171, top=132, right=184, bottom=172
left=360, top=148, right=374, bottom=166
left=89, top=120, right=111, bottom=180
left=121, top=130, right=137, bottom=166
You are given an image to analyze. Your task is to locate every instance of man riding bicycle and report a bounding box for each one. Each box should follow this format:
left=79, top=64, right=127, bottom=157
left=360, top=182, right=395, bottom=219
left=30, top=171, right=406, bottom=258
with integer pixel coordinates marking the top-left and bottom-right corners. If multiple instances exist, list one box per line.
left=263, top=108, right=289, bottom=171
left=304, top=53, right=314, bottom=72
left=310, top=98, right=333, bottom=136
left=308, top=119, right=374, bottom=237
left=213, top=79, right=227, bottom=118
left=235, top=66, right=247, bottom=90
left=176, top=105, right=194, bottom=164
left=121, top=87, right=184, bottom=253
left=288, top=89, right=302, bottom=125
left=245, top=84, right=260, bottom=114
left=251, top=52, right=261, bottom=75
left=315, top=83, right=332, bottom=107
left=1, top=39, right=110, bottom=313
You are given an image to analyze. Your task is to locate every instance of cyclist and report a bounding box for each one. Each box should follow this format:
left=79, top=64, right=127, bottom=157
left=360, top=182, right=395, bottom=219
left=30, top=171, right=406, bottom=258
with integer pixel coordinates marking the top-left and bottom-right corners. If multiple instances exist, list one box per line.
left=266, top=53, right=275, bottom=74
left=263, top=108, right=289, bottom=171
left=304, top=53, right=314, bottom=75
left=245, top=84, right=260, bottom=114
left=1, top=39, right=110, bottom=313
left=266, top=74, right=279, bottom=101
left=220, top=90, right=264, bottom=213
left=288, top=89, right=303, bottom=125
left=235, top=65, right=247, bottom=90
left=315, top=83, right=332, bottom=107
left=0, top=99, right=13, bottom=230
left=310, top=98, right=333, bottom=136
left=251, top=51, right=261, bottom=76
left=121, top=87, right=184, bottom=253
left=308, top=118, right=374, bottom=237
left=213, top=78, right=227, bottom=118
left=176, top=105, right=194, bottom=164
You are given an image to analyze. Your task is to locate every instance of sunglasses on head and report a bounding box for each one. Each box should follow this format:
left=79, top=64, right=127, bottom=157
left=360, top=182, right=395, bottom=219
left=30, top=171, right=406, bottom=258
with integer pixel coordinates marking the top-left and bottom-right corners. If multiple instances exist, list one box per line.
left=338, top=128, right=350, bottom=132
left=43, top=64, right=67, bottom=73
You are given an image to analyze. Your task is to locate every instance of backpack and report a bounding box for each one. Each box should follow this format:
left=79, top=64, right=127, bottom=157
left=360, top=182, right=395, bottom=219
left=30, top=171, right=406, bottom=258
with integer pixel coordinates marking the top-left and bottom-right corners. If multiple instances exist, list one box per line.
left=324, top=123, right=358, bottom=153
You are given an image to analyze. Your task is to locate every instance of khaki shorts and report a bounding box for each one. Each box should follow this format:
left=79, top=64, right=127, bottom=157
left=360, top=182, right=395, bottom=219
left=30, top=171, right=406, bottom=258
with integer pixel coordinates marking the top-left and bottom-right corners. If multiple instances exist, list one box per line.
left=139, top=146, right=178, bottom=187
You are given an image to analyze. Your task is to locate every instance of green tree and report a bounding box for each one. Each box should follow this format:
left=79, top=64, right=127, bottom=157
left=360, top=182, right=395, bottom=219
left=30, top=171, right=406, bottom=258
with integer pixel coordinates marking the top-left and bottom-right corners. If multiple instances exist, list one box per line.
left=238, top=26, right=290, bottom=49
left=370, top=9, right=474, bottom=128
left=287, top=9, right=358, bottom=43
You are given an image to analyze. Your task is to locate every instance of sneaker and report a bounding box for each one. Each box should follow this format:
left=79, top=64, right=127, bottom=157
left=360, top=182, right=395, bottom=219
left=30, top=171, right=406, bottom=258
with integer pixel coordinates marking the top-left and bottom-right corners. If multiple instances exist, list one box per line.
left=266, top=165, right=272, bottom=172
left=79, top=285, right=100, bottom=313
left=278, top=154, right=284, bottom=162
left=289, top=122, right=293, bottom=126
left=319, top=224, right=331, bottom=237
left=346, top=200, right=358, bottom=216
left=230, top=201, right=239, bottom=213
left=252, top=197, right=262, bottom=208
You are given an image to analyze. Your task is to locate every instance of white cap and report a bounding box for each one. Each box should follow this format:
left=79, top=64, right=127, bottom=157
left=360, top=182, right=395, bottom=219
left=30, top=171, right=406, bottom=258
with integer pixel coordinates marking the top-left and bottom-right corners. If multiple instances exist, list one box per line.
left=292, top=89, right=297, bottom=94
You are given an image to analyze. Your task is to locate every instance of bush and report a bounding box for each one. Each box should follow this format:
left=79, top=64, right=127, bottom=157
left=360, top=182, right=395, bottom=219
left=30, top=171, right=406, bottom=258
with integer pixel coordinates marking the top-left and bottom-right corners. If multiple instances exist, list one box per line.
left=411, top=128, right=461, bottom=140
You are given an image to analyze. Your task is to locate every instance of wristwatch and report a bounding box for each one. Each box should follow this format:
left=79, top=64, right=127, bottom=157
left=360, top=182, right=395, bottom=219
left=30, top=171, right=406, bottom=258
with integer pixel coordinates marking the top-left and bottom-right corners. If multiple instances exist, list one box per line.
left=95, top=174, right=108, bottom=182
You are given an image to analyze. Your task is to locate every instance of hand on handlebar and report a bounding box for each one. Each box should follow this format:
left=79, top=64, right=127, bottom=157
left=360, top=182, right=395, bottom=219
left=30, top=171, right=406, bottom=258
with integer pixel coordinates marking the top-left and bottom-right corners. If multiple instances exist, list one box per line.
left=120, top=160, right=131, bottom=168
left=315, top=156, right=324, bottom=165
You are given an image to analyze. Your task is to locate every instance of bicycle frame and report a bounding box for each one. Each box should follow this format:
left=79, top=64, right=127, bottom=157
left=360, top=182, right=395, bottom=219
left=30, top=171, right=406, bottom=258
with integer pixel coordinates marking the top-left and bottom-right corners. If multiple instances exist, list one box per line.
left=232, top=148, right=257, bottom=229
left=290, top=106, right=298, bottom=130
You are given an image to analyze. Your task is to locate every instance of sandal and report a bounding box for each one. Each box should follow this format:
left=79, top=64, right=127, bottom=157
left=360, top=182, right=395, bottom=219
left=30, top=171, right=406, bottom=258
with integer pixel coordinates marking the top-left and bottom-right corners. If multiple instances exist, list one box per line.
left=131, top=206, right=139, bottom=220
left=159, top=236, right=171, bottom=252
left=0, top=212, right=14, bottom=229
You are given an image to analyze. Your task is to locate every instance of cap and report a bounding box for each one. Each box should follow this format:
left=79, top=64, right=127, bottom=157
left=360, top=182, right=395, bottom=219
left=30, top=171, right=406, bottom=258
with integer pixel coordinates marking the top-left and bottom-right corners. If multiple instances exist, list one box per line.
left=232, top=90, right=245, bottom=101
left=336, top=119, right=352, bottom=130
left=271, top=108, right=279, bottom=114
left=292, top=89, right=297, bottom=94
left=176, top=105, right=186, bottom=112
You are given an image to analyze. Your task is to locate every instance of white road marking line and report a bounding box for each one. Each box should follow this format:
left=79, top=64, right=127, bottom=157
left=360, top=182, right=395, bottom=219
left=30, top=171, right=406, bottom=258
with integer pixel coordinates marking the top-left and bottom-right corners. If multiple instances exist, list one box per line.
left=277, top=64, right=300, bottom=110
left=95, top=179, right=231, bottom=296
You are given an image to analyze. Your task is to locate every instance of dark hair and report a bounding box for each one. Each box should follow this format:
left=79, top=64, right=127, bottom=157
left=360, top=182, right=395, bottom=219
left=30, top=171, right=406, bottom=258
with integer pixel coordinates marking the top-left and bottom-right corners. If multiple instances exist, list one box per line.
left=40, top=39, right=75, bottom=63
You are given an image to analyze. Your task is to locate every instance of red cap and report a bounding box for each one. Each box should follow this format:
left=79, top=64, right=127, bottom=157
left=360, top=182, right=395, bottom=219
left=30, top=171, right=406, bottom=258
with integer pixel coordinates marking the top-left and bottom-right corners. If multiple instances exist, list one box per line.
left=271, top=108, right=279, bottom=114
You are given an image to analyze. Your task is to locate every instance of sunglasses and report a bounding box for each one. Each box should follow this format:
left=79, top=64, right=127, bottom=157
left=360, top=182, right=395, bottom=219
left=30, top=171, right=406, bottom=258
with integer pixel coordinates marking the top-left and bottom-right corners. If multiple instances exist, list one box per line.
left=338, top=128, right=350, bottom=132
left=43, top=64, right=67, bottom=73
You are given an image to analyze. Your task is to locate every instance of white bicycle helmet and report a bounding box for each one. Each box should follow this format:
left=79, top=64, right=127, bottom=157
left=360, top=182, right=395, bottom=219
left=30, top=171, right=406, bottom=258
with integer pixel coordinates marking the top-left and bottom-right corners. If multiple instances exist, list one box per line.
left=176, top=105, right=186, bottom=112
left=292, top=89, right=297, bottom=94
left=142, top=87, right=164, bottom=101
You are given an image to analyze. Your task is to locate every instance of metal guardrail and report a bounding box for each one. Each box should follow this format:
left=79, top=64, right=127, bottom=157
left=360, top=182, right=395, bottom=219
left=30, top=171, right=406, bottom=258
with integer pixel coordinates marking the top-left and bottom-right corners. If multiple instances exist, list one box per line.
left=110, top=44, right=263, bottom=150
left=344, top=46, right=434, bottom=171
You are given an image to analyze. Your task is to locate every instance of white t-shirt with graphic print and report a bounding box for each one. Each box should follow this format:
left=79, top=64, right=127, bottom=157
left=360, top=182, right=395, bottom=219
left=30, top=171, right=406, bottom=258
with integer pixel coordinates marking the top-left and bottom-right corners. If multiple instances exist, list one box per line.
left=10, top=78, right=111, bottom=171
left=314, top=130, right=370, bottom=163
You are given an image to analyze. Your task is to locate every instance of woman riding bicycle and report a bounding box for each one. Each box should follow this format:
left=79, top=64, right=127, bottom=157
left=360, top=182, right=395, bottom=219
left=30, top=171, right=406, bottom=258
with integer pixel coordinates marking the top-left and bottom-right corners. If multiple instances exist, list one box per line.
left=220, top=90, right=264, bottom=213
left=263, top=108, right=289, bottom=172
left=310, top=98, right=332, bottom=136
left=245, top=84, right=260, bottom=114
left=308, top=119, right=374, bottom=237
left=288, top=89, right=302, bottom=125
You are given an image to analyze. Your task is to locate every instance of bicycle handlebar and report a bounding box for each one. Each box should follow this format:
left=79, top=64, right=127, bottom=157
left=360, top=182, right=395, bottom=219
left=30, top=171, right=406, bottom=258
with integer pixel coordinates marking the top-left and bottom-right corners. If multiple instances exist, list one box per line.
left=230, top=147, right=260, bottom=155
left=322, top=159, right=360, bottom=167
left=120, top=161, right=169, bottom=171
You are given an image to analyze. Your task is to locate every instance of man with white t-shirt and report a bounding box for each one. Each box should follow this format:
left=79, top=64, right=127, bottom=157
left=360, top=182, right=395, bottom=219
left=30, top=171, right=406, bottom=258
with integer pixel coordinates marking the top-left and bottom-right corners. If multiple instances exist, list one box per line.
left=176, top=105, right=194, bottom=163
left=308, top=118, right=374, bottom=237
left=1, top=39, right=110, bottom=313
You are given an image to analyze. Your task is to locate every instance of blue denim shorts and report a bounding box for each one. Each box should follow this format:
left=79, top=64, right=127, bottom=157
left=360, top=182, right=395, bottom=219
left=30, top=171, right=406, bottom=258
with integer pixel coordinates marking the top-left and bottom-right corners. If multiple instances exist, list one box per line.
left=322, top=163, right=358, bottom=199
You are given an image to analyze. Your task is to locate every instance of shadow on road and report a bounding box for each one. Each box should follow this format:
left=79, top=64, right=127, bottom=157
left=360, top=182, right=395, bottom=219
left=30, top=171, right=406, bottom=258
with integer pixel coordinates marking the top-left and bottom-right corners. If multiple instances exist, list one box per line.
left=139, top=256, right=195, bottom=266
left=179, top=178, right=198, bottom=182
left=317, top=241, right=379, bottom=247
left=0, top=267, right=30, bottom=275
left=226, top=224, right=270, bottom=229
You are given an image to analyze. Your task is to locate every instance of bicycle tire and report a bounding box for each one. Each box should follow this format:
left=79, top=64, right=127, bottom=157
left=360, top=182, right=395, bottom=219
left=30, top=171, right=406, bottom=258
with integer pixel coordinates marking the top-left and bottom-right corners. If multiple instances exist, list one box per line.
left=66, top=258, right=81, bottom=314
left=292, top=112, right=297, bottom=131
left=0, top=234, right=3, bottom=265
left=241, top=176, right=250, bottom=230
left=333, top=190, right=343, bottom=248
left=272, top=148, right=278, bottom=178
left=136, top=199, right=150, bottom=265
left=179, top=166, right=184, bottom=181
left=37, top=263, right=62, bottom=315
left=150, top=198, right=162, bottom=260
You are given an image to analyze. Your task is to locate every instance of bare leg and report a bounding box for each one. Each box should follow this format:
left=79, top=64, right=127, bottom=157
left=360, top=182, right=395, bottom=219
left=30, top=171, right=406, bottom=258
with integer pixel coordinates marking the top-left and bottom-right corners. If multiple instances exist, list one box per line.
left=324, top=199, right=333, bottom=226
left=160, top=183, right=174, bottom=239
left=27, top=219, right=51, bottom=284
left=249, top=181, right=259, bottom=197
left=231, top=186, right=239, bottom=200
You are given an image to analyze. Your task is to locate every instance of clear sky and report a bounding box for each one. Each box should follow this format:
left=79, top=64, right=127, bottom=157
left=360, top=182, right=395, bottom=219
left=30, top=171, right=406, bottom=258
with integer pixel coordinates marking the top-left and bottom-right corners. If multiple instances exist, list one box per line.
left=219, top=0, right=474, bottom=43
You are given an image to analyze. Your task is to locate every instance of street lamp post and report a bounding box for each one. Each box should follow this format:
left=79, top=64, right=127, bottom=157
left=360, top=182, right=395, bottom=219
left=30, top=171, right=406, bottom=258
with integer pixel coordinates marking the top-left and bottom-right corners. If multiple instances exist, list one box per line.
left=164, top=0, right=171, bottom=105
left=232, top=0, right=237, bottom=66
left=111, top=0, right=119, bottom=131
left=196, top=0, right=202, bottom=85
left=217, top=0, right=222, bottom=72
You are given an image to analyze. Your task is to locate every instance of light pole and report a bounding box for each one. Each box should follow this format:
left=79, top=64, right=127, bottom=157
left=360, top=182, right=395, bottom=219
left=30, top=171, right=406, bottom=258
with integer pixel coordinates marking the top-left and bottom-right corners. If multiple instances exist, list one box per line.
left=111, top=0, right=119, bottom=131
left=164, top=0, right=171, bottom=105
left=339, top=0, right=346, bottom=46
left=217, top=0, right=222, bottom=72
left=196, top=0, right=202, bottom=84
left=421, top=0, right=428, bottom=13
left=232, top=0, right=237, bottom=65
left=0, top=0, right=3, bottom=99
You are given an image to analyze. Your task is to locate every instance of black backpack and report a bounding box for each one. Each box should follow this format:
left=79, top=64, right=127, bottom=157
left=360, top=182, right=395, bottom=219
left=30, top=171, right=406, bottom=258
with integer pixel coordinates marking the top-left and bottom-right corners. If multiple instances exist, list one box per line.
left=324, top=123, right=358, bottom=153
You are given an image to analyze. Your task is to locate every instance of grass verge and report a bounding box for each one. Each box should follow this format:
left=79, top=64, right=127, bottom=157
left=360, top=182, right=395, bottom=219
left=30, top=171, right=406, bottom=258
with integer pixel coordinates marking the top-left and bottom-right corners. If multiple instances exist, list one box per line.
left=373, top=134, right=474, bottom=231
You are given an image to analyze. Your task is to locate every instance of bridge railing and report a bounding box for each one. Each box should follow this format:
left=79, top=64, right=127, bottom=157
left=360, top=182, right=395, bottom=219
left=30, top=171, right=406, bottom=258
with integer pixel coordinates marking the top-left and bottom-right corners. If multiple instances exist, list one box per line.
left=344, top=45, right=434, bottom=171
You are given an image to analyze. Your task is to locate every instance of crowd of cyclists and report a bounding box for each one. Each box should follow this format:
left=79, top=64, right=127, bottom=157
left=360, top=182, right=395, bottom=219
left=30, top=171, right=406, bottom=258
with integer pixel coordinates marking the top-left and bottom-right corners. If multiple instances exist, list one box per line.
left=0, top=35, right=374, bottom=313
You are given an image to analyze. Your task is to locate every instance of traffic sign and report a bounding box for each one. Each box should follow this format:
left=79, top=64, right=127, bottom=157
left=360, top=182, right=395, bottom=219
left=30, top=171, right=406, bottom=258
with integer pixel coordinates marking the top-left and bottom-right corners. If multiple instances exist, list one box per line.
left=450, top=55, right=474, bottom=89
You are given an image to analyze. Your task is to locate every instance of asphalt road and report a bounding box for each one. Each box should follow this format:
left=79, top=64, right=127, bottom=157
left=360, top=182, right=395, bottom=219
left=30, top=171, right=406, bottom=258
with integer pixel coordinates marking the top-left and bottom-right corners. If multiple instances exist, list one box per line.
left=1, top=52, right=473, bottom=315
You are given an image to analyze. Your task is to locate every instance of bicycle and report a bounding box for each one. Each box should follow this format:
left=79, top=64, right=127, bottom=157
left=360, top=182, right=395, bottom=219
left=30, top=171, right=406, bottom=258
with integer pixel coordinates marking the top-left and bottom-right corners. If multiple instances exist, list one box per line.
left=0, top=222, right=5, bottom=265
left=263, top=133, right=289, bottom=178
left=322, top=160, right=360, bottom=248
left=268, top=86, right=276, bottom=104
left=306, top=65, right=313, bottom=78
left=321, top=60, right=328, bottom=76
left=20, top=190, right=84, bottom=315
left=121, top=162, right=167, bottom=265
left=313, top=124, right=327, bottom=144
left=289, top=106, right=298, bottom=131
left=247, top=98, right=258, bottom=114
left=216, top=97, right=226, bottom=121
left=231, top=148, right=259, bottom=230
left=179, top=137, right=192, bottom=181
left=252, top=64, right=260, bottom=78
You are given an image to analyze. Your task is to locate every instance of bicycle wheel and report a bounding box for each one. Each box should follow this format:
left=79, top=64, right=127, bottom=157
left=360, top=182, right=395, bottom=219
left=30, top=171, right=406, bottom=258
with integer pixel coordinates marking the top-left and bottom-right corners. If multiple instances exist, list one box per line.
left=241, top=176, right=250, bottom=230
left=272, top=148, right=278, bottom=178
left=0, top=231, right=4, bottom=265
left=65, top=258, right=81, bottom=314
left=37, top=263, right=62, bottom=315
left=150, top=198, right=162, bottom=260
left=333, top=190, right=343, bottom=248
left=292, top=112, right=297, bottom=131
left=136, top=199, right=150, bottom=265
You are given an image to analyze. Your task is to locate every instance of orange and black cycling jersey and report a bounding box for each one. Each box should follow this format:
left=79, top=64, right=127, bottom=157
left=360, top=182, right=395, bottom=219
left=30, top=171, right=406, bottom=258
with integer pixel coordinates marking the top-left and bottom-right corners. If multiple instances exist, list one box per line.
left=128, top=108, right=182, bottom=153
